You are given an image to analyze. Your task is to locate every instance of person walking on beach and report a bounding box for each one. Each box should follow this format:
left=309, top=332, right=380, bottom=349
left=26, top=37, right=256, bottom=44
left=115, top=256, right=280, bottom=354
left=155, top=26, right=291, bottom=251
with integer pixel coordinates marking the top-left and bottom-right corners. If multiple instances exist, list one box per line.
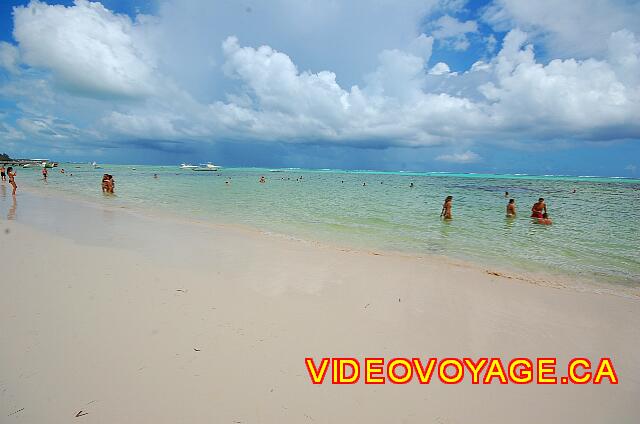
left=531, top=197, right=547, bottom=218
left=0, top=165, right=6, bottom=182
left=42, top=167, right=48, bottom=181
left=506, top=199, right=516, bottom=217
left=441, top=195, right=453, bottom=220
left=7, top=167, right=17, bottom=195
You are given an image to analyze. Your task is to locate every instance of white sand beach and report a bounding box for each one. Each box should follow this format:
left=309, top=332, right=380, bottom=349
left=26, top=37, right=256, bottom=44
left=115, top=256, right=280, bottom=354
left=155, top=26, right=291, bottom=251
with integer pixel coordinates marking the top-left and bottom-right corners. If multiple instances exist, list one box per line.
left=1, top=190, right=639, bottom=423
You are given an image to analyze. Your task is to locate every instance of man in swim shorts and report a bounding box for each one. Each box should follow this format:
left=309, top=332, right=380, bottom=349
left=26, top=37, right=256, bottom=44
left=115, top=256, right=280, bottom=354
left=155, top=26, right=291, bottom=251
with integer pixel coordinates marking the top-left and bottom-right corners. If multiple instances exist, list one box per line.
left=506, top=199, right=516, bottom=217
left=0, top=165, right=5, bottom=182
left=531, top=197, right=547, bottom=218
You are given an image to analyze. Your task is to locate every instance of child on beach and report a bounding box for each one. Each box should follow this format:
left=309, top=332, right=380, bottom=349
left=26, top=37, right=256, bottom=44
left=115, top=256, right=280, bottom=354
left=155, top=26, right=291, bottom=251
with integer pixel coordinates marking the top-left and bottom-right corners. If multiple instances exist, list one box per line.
left=7, top=167, right=17, bottom=195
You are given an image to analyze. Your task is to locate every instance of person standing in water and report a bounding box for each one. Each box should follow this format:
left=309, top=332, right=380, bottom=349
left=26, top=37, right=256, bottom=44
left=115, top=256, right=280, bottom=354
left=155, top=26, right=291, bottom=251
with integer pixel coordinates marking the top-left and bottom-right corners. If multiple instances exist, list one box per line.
left=42, top=167, right=48, bottom=180
left=0, top=165, right=6, bottom=182
left=531, top=197, right=547, bottom=218
left=506, top=199, right=516, bottom=217
left=7, top=167, right=17, bottom=195
left=440, top=195, right=453, bottom=220
left=102, top=174, right=109, bottom=192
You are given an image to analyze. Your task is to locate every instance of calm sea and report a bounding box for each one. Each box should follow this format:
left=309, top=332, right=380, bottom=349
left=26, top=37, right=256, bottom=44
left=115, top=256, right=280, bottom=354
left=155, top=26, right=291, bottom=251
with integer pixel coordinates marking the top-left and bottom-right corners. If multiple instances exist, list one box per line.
left=6, top=164, right=640, bottom=287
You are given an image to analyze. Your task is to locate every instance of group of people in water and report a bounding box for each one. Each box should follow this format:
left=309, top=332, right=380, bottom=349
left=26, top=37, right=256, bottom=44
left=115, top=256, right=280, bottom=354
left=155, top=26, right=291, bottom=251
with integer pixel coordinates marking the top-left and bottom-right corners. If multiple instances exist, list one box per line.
left=2, top=166, right=555, bottom=226
left=440, top=191, right=553, bottom=224
left=0, top=165, right=17, bottom=195
left=101, top=174, right=115, bottom=193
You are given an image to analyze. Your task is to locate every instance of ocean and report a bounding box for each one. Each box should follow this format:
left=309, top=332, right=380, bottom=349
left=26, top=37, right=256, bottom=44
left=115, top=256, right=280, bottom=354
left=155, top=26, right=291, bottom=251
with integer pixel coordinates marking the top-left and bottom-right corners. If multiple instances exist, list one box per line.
left=5, top=164, right=640, bottom=287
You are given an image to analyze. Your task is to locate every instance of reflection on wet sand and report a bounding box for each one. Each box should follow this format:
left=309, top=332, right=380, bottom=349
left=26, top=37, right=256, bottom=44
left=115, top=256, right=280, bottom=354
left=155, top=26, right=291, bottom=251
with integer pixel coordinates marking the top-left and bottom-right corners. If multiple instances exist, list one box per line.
left=8, top=195, right=17, bottom=220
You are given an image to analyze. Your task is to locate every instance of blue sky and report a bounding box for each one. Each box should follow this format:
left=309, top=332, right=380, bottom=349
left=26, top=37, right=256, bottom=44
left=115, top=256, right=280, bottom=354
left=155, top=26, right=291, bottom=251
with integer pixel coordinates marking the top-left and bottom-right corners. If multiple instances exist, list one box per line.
left=0, top=0, right=639, bottom=176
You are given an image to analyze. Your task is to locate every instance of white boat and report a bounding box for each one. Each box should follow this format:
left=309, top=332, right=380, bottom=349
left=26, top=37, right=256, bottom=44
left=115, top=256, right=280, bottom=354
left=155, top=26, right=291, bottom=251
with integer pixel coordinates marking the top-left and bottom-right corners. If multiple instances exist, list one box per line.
left=192, top=163, right=220, bottom=171
left=92, top=161, right=101, bottom=169
left=180, top=163, right=198, bottom=169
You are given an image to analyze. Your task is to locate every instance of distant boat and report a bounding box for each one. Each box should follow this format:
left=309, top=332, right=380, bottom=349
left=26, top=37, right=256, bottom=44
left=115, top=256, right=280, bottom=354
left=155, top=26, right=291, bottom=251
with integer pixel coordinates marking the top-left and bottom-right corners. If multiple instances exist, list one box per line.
left=180, top=163, right=198, bottom=169
left=92, top=161, right=101, bottom=169
left=193, top=163, right=220, bottom=171
left=269, top=169, right=284, bottom=172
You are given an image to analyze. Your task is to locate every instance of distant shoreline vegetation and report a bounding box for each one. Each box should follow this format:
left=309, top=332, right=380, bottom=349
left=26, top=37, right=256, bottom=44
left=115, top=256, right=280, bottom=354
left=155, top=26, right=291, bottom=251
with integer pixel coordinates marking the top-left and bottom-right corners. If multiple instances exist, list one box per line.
left=0, top=153, right=11, bottom=161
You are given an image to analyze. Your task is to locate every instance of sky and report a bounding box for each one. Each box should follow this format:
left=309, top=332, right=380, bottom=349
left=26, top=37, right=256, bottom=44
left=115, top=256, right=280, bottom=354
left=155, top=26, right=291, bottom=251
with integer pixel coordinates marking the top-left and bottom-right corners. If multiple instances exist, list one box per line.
left=0, top=0, right=639, bottom=176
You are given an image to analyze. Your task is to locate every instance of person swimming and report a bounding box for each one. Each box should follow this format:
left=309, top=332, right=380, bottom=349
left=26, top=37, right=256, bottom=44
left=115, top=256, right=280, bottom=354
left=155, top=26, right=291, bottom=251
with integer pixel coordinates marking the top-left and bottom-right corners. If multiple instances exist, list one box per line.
left=505, top=191, right=509, bottom=197
left=259, top=176, right=266, bottom=183
left=506, top=198, right=516, bottom=217
left=440, top=195, right=453, bottom=220
left=537, top=213, right=553, bottom=225
left=410, top=182, right=414, bottom=188
left=531, top=197, right=547, bottom=218
left=7, top=167, right=17, bottom=195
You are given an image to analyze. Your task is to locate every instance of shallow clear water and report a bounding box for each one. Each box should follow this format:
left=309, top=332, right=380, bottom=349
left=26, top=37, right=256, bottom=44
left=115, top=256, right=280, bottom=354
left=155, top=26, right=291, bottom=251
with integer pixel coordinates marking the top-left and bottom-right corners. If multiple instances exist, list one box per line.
left=7, top=164, right=640, bottom=286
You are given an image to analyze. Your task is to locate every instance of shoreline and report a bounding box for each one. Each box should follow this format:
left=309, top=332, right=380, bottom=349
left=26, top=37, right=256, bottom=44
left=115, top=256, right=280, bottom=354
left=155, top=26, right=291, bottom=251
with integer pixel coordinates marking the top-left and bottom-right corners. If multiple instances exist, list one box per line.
left=1, top=186, right=639, bottom=422
left=15, top=182, right=640, bottom=300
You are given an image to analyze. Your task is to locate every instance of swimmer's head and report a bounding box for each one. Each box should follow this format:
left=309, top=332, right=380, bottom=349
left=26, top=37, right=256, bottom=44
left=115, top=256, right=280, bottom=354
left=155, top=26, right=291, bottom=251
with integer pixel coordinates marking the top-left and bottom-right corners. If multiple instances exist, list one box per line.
left=509, top=199, right=515, bottom=204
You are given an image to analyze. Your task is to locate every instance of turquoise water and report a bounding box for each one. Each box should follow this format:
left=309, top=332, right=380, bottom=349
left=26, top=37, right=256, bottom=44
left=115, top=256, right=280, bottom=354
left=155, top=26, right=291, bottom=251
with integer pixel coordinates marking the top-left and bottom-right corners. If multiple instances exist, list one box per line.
left=6, top=164, right=640, bottom=286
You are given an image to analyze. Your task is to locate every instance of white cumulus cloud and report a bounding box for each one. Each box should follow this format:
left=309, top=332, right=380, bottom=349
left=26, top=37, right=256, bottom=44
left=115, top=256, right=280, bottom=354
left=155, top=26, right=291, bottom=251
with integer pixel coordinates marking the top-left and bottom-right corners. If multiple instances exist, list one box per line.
left=430, top=15, right=478, bottom=51
left=13, top=0, right=157, bottom=99
left=436, top=150, right=481, bottom=163
left=0, top=0, right=638, bottom=156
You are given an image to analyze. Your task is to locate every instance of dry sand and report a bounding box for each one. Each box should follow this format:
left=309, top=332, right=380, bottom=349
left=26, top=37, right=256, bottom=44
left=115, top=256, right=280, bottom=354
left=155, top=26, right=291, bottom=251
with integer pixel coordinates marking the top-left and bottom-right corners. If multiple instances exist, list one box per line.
left=1, top=190, right=639, bottom=423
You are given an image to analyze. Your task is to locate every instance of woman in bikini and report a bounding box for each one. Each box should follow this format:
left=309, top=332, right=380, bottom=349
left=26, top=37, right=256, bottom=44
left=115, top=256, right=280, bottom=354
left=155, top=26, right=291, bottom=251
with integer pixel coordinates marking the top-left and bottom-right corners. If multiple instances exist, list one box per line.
left=7, top=167, right=17, bottom=195
left=440, top=195, right=453, bottom=220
